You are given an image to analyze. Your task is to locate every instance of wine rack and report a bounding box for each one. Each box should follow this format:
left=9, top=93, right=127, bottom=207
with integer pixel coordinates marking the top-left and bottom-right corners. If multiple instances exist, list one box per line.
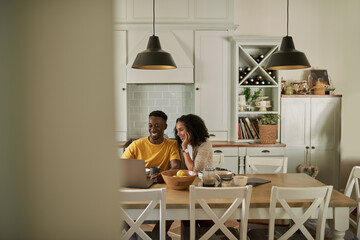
left=231, top=36, right=282, bottom=142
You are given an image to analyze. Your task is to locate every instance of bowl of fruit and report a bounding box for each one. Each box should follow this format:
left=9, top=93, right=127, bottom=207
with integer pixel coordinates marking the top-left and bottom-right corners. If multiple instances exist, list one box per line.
left=161, top=169, right=197, bottom=190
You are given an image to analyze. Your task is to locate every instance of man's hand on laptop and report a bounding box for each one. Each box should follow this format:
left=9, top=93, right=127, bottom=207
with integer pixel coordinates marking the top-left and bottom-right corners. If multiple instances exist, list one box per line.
left=150, top=173, right=164, bottom=183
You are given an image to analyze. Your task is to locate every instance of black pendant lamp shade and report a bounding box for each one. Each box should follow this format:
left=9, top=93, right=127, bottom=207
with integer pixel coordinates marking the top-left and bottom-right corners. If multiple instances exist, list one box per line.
left=266, top=0, right=310, bottom=70
left=266, top=36, right=310, bottom=70
left=132, top=35, right=177, bottom=69
left=132, top=0, right=176, bottom=70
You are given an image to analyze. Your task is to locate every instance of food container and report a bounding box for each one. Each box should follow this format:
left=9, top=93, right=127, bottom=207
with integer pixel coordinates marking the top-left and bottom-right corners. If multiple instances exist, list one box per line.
left=221, top=177, right=233, bottom=187
left=161, top=169, right=197, bottom=190
left=233, top=175, right=248, bottom=186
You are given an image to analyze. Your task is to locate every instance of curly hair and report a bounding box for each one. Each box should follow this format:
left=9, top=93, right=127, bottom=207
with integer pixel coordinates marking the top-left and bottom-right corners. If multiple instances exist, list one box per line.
left=174, top=114, right=209, bottom=147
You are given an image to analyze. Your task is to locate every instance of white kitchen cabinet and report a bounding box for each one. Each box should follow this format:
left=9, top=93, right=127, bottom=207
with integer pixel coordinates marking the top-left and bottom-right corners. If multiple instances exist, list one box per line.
left=281, top=96, right=341, bottom=189
left=213, top=147, right=239, bottom=174
left=245, top=147, right=286, bottom=173
left=115, top=31, right=127, bottom=141
left=231, top=36, right=282, bottom=142
left=114, top=0, right=234, bottom=25
left=195, top=30, right=231, bottom=140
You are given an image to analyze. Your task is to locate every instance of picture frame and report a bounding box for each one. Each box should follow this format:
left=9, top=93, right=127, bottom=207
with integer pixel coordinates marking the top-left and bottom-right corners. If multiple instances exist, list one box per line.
left=309, top=69, right=330, bottom=88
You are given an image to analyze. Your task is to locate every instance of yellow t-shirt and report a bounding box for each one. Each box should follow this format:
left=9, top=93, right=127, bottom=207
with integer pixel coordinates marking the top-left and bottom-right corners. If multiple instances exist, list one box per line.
left=121, top=137, right=180, bottom=170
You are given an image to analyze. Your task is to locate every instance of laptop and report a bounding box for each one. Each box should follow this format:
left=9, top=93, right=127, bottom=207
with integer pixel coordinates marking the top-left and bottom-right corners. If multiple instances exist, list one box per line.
left=119, top=158, right=154, bottom=188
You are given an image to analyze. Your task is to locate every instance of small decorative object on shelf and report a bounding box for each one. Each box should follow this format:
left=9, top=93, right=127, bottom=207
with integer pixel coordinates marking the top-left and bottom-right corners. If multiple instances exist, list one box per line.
left=309, top=69, right=330, bottom=89
left=255, top=96, right=271, bottom=112
left=258, top=114, right=280, bottom=144
left=312, top=81, right=325, bottom=95
left=299, top=79, right=310, bottom=94
left=281, top=78, right=286, bottom=94
left=291, top=82, right=301, bottom=94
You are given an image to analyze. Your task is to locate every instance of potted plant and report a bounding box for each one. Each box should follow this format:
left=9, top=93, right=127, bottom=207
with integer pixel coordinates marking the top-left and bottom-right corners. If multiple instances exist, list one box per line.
left=244, top=87, right=263, bottom=111
left=258, top=114, right=280, bottom=144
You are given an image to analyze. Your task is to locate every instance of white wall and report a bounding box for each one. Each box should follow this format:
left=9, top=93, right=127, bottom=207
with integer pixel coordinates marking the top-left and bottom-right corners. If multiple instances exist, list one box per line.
left=0, top=1, right=120, bottom=239
left=235, top=0, right=360, bottom=189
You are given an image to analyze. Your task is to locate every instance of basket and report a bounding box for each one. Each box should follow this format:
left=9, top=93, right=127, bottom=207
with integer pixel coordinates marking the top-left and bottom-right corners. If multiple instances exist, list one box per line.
left=161, top=169, right=197, bottom=190
left=259, top=124, right=278, bottom=144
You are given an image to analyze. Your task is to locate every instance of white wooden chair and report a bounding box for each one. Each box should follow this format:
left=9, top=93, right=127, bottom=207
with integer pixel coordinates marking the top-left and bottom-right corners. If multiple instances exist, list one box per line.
left=248, top=186, right=333, bottom=240
left=119, top=188, right=166, bottom=240
left=212, top=152, right=224, bottom=169
left=344, top=166, right=360, bottom=239
left=245, top=156, right=288, bottom=174
left=189, top=185, right=252, bottom=240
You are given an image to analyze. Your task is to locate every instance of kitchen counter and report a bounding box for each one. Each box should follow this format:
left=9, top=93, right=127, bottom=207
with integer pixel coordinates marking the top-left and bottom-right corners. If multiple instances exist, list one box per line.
left=118, top=140, right=286, bottom=149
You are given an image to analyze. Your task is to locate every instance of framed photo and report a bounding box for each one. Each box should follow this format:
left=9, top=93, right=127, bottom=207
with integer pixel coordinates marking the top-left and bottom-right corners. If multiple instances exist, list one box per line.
left=309, top=69, right=330, bottom=88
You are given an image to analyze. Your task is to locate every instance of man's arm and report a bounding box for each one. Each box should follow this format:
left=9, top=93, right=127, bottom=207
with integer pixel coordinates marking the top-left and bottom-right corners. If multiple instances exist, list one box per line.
left=170, top=159, right=181, bottom=169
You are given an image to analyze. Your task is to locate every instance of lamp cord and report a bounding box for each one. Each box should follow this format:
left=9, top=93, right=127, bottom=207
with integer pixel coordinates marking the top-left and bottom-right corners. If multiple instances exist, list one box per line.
left=153, top=0, right=155, bottom=36
left=286, top=0, right=289, bottom=36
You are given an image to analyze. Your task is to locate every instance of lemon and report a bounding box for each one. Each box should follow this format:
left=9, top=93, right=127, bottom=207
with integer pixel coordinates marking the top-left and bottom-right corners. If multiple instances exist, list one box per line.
left=176, top=170, right=186, bottom=177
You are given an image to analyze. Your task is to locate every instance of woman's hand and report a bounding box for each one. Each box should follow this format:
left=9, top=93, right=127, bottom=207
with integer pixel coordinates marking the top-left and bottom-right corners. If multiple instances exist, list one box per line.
left=182, top=131, right=191, bottom=150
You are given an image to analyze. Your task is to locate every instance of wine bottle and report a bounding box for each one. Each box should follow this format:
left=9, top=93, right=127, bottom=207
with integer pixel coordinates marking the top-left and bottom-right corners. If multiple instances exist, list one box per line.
left=266, top=80, right=271, bottom=85
left=256, top=75, right=263, bottom=81
left=267, top=70, right=273, bottom=76
left=256, top=54, right=264, bottom=63
left=249, top=78, right=255, bottom=85
left=242, top=80, right=249, bottom=85
left=245, top=67, right=251, bottom=73
left=260, top=80, right=266, bottom=85
left=254, top=80, right=260, bottom=85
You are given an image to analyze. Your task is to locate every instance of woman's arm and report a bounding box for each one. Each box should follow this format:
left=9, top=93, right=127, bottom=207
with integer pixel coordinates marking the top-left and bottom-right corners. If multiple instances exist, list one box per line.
left=193, top=140, right=213, bottom=172
left=181, top=131, right=194, bottom=171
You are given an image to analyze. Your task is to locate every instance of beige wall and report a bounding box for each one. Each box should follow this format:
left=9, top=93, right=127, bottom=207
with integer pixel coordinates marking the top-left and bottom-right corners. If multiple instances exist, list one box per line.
left=1, top=0, right=120, bottom=239
left=235, top=0, right=360, bottom=189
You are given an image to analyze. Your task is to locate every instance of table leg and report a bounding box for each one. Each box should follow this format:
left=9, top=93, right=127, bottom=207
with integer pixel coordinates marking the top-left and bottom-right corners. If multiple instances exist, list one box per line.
left=329, top=207, right=348, bottom=240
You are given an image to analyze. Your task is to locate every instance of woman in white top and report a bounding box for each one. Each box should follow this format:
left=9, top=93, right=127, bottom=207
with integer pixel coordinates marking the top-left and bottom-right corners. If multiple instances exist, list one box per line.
left=175, top=114, right=213, bottom=172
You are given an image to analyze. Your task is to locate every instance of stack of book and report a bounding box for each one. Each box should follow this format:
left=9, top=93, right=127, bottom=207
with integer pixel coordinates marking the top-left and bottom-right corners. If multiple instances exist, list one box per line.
left=238, top=117, right=259, bottom=140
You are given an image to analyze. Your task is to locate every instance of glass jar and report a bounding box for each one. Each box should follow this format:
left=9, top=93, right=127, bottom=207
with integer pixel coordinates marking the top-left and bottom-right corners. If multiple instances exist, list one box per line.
left=221, top=177, right=233, bottom=187
left=203, top=167, right=216, bottom=187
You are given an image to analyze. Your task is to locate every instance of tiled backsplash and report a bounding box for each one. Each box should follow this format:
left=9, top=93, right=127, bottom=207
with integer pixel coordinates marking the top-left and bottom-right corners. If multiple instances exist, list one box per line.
left=127, top=84, right=194, bottom=139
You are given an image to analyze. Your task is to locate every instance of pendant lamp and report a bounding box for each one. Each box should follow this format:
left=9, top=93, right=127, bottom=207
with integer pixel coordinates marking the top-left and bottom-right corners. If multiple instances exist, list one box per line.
left=132, top=0, right=176, bottom=70
left=266, top=0, right=310, bottom=70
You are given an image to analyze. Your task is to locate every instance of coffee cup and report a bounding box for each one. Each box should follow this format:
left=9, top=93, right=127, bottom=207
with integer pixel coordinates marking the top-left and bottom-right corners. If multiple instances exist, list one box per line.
left=233, top=175, right=248, bottom=186
left=150, top=167, right=161, bottom=175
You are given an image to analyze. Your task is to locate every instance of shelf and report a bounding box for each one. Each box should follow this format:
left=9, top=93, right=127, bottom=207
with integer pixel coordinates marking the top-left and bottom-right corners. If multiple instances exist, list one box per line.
left=238, top=111, right=278, bottom=115
left=232, top=36, right=282, bottom=143
left=238, top=85, right=278, bottom=88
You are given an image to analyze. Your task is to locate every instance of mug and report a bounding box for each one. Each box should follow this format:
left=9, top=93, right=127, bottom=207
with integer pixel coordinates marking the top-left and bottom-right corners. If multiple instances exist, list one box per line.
left=150, top=167, right=161, bottom=175
left=233, top=175, right=248, bottom=186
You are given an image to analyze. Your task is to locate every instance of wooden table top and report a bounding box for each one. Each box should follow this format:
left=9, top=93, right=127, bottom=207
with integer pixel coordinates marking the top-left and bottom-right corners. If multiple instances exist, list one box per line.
left=122, top=173, right=356, bottom=209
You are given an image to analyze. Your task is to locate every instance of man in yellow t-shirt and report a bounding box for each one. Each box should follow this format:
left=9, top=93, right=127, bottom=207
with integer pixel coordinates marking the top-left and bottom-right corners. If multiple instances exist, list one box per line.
left=121, top=110, right=180, bottom=182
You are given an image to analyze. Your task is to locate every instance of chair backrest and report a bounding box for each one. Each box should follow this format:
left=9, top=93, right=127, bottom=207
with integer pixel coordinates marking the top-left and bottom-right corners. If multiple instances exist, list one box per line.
left=189, top=185, right=252, bottom=240
left=245, top=156, right=288, bottom=174
left=119, top=188, right=166, bottom=240
left=213, top=152, right=224, bottom=169
left=344, top=166, right=360, bottom=239
left=268, top=186, right=333, bottom=240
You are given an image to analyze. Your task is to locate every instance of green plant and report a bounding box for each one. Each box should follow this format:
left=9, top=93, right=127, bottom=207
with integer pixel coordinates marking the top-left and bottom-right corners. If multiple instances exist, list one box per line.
left=244, top=88, right=251, bottom=102
left=251, top=88, right=263, bottom=102
left=259, top=114, right=280, bottom=125
left=244, top=87, right=263, bottom=102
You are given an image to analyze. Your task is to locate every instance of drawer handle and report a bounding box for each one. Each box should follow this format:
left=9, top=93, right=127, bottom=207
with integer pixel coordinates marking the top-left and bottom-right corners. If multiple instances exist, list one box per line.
left=209, top=134, right=216, bottom=137
left=214, top=150, right=223, bottom=153
left=261, top=150, right=270, bottom=153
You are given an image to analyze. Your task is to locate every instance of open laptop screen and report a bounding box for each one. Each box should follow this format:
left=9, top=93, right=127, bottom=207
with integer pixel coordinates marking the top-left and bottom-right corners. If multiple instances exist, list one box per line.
left=119, top=158, right=154, bottom=188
